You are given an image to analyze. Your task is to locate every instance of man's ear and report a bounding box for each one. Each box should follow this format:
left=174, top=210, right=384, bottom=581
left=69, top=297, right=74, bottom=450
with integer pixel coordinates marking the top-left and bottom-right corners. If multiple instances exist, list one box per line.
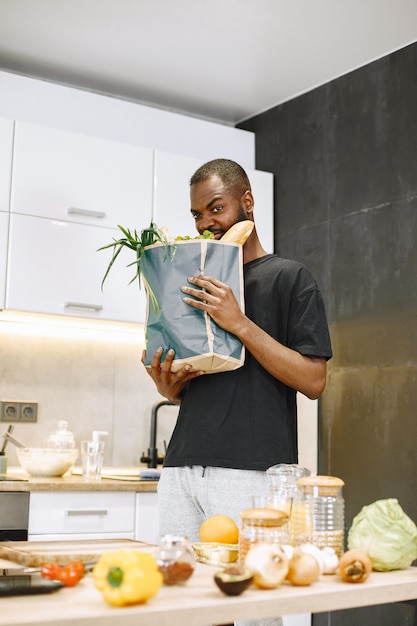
left=243, top=190, right=254, bottom=216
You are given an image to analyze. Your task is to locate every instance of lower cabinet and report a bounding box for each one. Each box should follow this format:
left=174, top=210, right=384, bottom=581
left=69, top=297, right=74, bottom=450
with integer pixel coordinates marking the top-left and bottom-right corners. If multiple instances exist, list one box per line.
left=28, top=491, right=138, bottom=541
left=28, top=490, right=159, bottom=542
left=135, top=492, right=159, bottom=544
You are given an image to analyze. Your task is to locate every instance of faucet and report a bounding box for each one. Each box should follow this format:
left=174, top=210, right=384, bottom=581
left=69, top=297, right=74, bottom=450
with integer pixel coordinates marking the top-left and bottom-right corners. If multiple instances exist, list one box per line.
left=140, top=400, right=177, bottom=468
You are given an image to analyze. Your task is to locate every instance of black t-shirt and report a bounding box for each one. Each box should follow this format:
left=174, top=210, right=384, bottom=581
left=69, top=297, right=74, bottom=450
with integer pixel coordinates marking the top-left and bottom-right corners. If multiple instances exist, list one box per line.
left=163, top=254, right=333, bottom=471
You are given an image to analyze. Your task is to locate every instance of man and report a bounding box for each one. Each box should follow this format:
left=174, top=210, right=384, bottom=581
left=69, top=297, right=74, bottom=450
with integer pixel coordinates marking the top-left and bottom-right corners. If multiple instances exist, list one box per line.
left=142, top=159, right=332, bottom=626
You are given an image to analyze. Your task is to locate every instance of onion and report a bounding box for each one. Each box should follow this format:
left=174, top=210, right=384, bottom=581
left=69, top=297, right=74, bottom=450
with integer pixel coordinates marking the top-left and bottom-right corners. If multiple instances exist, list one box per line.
left=244, top=544, right=289, bottom=589
left=287, top=547, right=320, bottom=586
left=299, top=543, right=324, bottom=573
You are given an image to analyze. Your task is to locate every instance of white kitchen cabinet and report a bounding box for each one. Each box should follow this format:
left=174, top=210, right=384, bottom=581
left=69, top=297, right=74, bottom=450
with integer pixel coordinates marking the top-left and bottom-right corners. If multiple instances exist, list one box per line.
left=152, top=151, right=201, bottom=238
left=0, top=117, right=13, bottom=211
left=6, top=214, right=146, bottom=322
left=248, top=168, right=274, bottom=254
left=0, top=212, right=9, bottom=309
left=153, top=151, right=274, bottom=252
left=135, top=492, right=159, bottom=544
left=11, top=121, right=153, bottom=229
left=28, top=491, right=136, bottom=540
left=0, top=117, right=14, bottom=212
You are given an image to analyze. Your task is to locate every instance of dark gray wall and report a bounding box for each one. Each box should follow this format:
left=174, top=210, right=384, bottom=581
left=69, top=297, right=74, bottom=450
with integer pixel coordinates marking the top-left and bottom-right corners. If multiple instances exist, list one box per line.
left=238, top=42, right=417, bottom=625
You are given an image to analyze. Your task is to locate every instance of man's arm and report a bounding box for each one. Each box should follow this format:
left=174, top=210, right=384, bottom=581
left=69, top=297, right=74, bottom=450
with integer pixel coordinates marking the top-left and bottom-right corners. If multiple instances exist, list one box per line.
left=181, top=275, right=327, bottom=400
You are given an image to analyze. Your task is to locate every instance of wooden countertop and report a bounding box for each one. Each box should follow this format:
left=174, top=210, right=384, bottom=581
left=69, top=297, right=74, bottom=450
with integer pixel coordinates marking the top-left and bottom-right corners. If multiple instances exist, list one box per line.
left=0, top=559, right=416, bottom=626
left=0, top=469, right=158, bottom=492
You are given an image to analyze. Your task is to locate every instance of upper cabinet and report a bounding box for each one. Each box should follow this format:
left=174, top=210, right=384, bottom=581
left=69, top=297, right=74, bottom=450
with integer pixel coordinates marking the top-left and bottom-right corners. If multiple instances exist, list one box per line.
left=153, top=151, right=274, bottom=253
left=0, top=117, right=14, bottom=211
left=0, top=117, right=13, bottom=310
left=11, top=122, right=154, bottom=228
left=4, top=123, right=272, bottom=323
left=6, top=214, right=146, bottom=322
left=247, top=169, right=274, bottom=254
left=0, top=212, right=9, bottom=310
left=152, top=151, right=202, bottom=239
left=5, top=122, right=154, bottom=322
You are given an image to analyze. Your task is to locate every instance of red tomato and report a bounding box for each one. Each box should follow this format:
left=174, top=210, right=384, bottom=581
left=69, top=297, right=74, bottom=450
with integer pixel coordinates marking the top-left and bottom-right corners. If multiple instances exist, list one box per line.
left=58, top=565, right=82, bottom=587
left=41, top=560, right=85, bottom=587
left=67, top=561, right=86, bottom=578
left=41, top=562, right=61, bottom=580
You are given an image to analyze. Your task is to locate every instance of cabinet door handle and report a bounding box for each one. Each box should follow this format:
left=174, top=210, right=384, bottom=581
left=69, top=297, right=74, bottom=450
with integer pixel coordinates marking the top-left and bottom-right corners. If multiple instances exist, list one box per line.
left=64, top=302, right=103, bottom=312
left=66, top=509, right=109, bottom=517
left=67, top=207, right=107, bottom=219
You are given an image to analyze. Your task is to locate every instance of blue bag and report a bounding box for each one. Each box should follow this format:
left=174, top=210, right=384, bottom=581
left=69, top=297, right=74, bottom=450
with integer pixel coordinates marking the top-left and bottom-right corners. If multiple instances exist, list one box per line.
left=141, top=239, right=245, bottom=373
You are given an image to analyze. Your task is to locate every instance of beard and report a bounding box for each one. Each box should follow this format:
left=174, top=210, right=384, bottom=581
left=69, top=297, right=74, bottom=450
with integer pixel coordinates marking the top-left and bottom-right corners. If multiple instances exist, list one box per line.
left=237, top=203, right=249, bottom=223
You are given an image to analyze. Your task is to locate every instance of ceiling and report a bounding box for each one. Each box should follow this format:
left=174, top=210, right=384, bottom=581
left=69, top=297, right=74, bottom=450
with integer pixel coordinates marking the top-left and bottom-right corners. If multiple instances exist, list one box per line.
left=0, top=0, right=416, bottom=126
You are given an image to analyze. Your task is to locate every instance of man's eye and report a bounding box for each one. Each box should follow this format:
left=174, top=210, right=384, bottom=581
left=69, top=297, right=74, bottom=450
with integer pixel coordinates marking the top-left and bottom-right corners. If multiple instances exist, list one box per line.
left=212, top=205, right=222, bottom=213
left=192, top=214, right=200, bottom=221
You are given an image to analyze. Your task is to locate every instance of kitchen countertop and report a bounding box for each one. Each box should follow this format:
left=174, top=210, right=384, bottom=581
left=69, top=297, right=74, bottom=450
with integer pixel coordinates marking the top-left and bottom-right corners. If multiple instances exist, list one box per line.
left=0, top=558, right=416, bottom=626
left=0, top=467, right=158, bottom=492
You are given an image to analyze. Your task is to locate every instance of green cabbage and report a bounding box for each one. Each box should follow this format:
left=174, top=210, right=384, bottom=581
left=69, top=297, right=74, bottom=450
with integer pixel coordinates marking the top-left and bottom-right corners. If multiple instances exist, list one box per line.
left=348, top=498, right=417, bottom=571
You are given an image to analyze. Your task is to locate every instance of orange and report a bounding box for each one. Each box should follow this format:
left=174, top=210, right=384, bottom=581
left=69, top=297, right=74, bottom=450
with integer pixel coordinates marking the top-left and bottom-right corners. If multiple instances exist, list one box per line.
left=199, top=515, right=239, bottom=544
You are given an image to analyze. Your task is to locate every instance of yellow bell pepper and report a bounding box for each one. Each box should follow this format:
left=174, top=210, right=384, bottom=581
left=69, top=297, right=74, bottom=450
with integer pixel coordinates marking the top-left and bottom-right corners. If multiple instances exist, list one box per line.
left=93, top=549, right=163, bottom=607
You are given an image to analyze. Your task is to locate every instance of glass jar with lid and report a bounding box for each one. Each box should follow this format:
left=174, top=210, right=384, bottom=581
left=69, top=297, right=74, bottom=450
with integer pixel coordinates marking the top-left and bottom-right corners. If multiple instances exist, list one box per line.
left=154, top=535, right=195, bottom=585
left=266, top=463, right=311, bottom=543
left=292, top=475, right=345, bottom=556
left=239, top=508, right=289, bottom=564
left=47, top=420, right=75, bottom=449
left=266, top=463, right=311, bottom=499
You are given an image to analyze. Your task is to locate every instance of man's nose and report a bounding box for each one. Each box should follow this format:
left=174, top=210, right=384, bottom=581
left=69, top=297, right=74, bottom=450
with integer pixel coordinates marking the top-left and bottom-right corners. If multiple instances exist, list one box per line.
left=198, top=215, right=215, bottom=232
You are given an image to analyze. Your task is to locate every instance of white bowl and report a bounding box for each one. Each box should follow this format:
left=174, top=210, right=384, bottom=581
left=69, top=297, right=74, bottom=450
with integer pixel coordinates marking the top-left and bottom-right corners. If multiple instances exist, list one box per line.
left=16, top=447, right=78, bottom=477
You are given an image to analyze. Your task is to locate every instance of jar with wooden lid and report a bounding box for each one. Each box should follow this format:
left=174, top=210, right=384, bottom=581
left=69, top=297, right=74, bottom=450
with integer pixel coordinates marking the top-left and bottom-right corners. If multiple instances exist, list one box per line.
left=292, top=475, right=345, bottom=556
left=266, top=463, right=311, bottom=541
left=239, top=508, right=289, bottom=564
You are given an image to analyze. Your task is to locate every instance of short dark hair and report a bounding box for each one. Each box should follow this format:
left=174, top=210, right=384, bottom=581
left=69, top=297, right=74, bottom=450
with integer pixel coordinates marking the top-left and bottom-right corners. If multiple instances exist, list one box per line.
left=190, top=159, right=251, bottom=195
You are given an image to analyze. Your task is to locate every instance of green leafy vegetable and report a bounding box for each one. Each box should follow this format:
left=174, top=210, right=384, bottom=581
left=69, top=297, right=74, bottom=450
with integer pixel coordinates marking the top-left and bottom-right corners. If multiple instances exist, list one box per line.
left=98, top=224, right=215, bottom=291
left=174, top=230, right=214, bottom=241
left=347, top=498, right=417, bottom=571
left=97, top=222, right=174, bottom=291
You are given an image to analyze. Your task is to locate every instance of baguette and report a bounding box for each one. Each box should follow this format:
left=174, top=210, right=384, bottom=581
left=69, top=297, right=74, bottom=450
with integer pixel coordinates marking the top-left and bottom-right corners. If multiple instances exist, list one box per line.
left=221, top=220, right=254, bottom=245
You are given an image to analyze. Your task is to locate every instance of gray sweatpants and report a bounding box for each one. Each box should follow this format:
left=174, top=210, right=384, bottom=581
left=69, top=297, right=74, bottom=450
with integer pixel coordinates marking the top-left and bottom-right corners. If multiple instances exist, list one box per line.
left=158, top=466, right=283, bottom=626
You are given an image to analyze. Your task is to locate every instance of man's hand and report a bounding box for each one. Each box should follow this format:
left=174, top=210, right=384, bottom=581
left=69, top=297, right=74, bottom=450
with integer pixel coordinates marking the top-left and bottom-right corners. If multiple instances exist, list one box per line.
left=181, top=275, right=245, bottom=335
left=141, top=347, right=204, bottom=404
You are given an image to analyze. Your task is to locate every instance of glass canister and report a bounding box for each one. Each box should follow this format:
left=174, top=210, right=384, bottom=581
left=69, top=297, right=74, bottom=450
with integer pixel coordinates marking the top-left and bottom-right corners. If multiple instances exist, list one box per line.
left=239, top=508, right=289, bottom=564
left=47, top=420, right=75, bottom=449
left=266, top=463, right=311, bottom=498
left=266, top=463, right=311, bottom=541
left=292, top=475, right=345, bottom=556
left=154, top=535, right=195, bottom=585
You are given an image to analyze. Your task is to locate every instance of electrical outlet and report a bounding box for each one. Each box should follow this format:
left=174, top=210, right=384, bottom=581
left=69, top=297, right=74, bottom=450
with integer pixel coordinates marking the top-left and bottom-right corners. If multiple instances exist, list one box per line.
left=20, top=403, right=38, bottom=422
left=0, top=401, right=38, bottom=423
left=1, top=402, right=19, bottom=421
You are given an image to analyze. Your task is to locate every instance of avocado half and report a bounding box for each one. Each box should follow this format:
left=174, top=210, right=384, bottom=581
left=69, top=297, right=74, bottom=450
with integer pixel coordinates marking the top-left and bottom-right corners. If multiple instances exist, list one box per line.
left=214, top=565, right=254, bottom=596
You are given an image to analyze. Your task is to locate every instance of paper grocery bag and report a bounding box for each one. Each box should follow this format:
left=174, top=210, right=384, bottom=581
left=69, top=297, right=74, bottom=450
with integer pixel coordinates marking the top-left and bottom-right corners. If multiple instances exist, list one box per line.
left=141, top=239, right=245, bottom=373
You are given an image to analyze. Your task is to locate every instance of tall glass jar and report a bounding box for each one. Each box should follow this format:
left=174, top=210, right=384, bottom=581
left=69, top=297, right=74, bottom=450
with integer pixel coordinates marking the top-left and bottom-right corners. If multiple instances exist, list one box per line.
left=239, top=508, right=289, bottom=564
left=266, top=463, right=311, bottom=498
left=292, top=475, right=345, bottom=556
left=266, top=463, right=311, bottom=542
